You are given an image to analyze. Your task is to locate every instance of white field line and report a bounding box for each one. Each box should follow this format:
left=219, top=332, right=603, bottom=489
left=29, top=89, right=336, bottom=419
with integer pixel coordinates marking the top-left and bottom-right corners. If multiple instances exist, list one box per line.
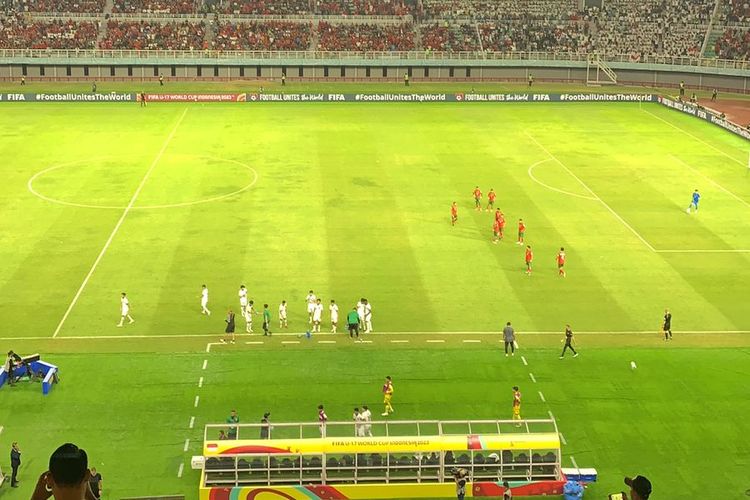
left=198, top=377, right=203, bottom=388
left=194, top=396, right=200, bottom=408
left=525, top=132, right=657, bottom=252
left=206, top=342, right=223, bottom=353
left=51, top=108, right=189, bottom=338
left=513, top=340, right=519, bottom=349
left=462, top=339, right=481, bottom=343
left=183, top=439, right=190, bottom=452
left=426, top=339, right=445, bottom=343
left=657, top=249, right=750, bottom=253
left=642, top=108, right=747, bottom=166
left=559, top=432, right=567, bottom=445
left=521, top=356, right=528, bottom=366
left=177, top=463, right=184, bottom=478
left=3, top=330, right=749, bottom=343
left=281, top=341, right=300, bottom=345
left=529, top=373, right=537, bottom=383
left=201, top=360, right=207, bottom=370
left=670, top=155, right=750, bottom=209
left=527, top=159, right=598, bottom=200
left=570, top=456, right=579, bottom=469
left=318, top=340, right=336, bottom=344
left=359, top=340, right=373, bottom=344
left=548, top=410, right=555, bottom=420
left=538, top=391, right=546, bottom=402
left=390, top=340, right=410, bottom=343
left=189, top=416, right=195, bottom=429
left=0, top=426, right=3, bottom=435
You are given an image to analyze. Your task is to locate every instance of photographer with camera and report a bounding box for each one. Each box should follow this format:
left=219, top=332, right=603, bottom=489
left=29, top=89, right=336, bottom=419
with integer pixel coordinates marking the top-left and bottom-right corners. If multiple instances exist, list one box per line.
left=609, top=475, right=652, bottom=500
left=452, top=468, right=468, bottom=500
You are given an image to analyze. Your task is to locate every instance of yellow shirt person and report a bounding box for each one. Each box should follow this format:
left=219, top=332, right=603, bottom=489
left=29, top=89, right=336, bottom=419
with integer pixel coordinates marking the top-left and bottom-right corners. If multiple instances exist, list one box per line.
left=512, top=386, right=522, bottom=427
left=381, top=376, right=394, bottom=416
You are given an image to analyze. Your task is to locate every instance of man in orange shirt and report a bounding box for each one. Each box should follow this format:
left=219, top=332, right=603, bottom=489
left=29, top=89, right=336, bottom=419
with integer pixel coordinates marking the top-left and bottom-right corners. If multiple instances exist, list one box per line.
left=485, top=188, right=496, bottom=211
left=450, top=202, right=458, bottom=226
left=525, top=246, right=533, bottom=275
left=472, top=186, right=482, bottom=211
left=556, top=247, right=566, bottom=277
left=517, top=219, right=526, bottom=245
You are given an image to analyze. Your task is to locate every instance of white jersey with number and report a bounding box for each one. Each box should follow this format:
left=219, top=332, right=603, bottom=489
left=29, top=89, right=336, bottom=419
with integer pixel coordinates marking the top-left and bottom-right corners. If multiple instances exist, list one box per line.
left=121, top=296, right=130, bottom=315
left=313, top=303, right=323, bottom=322
left=306, top=293, right=317, bottom=312
left=201, top=288, right=209, bottom=306
left=239, top=288, right=248, bottom=306
left=279, top=303, right=287, bottom=319
left=329, top=304, right=339, bottom=323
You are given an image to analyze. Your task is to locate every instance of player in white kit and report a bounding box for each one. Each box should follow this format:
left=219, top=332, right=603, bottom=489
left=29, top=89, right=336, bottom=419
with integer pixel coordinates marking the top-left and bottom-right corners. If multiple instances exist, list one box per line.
left=117, top=292, right=135, bottom=327
left=356, top=298, right=365, bottom=330
left=278, top=300, right=288, bottom=329
left=329, top=299, right=339, bottom=333
left=312, top=298, right=323, bottom=333
left=238, top=285, right=248, bottom=318
left=200, top=285, right=211, bottom=316
left=363, top=299, right=373, bottom=333
left=306, top=290, right=317, bottom=324
left=360, top=405, right=373, bottom=437
left=245, top=300, right=257, bottom=333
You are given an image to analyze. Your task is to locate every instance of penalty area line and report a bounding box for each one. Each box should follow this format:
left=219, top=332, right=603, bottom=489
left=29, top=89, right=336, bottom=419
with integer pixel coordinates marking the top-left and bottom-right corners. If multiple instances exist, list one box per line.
left=177, top=463, right=184, bottom=478
left=51, top=108, right=189, bottom=339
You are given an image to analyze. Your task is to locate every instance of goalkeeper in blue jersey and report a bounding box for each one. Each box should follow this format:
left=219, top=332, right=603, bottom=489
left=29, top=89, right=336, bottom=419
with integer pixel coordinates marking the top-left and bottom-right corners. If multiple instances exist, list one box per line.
left=687, top=189, right=700, bottom=213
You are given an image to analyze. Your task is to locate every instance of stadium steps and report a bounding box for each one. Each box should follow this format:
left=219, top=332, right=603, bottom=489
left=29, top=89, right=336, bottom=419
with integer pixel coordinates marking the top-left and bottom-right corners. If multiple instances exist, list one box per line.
left=414, top=22, right=423, bottom=49
left=702, top=28, right=723, bottom=58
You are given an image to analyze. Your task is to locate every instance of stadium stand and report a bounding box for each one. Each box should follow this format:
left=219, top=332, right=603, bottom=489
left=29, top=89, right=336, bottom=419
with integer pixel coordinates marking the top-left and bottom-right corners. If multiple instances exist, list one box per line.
left=317, top=21, right=414, bottom=51
left=0, top=15, right=98, bottom=48
left=16, top=0, right=106, bottom=13
left=479, top=21, right=590, bottom=53
left=112, top=0, right=198, bottom=14
left=213, top=20, right=312, bottom=50
left=723, top=0, right=750, bottom=22
left=715, top=27, right=750, bottom=59
left=421, top=22, right=480, bottom=51
left=99, top=20, right=207, bottom=50
left=315, top=0, right=415, bottom=16
left=421, top=0, right=580, bottom=20
left=219, top=0, right=310, bottom=15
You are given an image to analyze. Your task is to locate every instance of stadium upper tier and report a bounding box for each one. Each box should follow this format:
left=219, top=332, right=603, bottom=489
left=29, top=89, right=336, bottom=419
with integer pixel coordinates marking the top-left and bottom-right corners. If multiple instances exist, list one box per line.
left=1, top=0, right=749, bottom=59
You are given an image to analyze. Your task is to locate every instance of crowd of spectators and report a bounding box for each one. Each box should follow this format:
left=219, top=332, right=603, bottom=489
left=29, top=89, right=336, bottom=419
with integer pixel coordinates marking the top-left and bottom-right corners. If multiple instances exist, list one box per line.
left=0, top=14, right=98, bottom=48
left=715, top=27, right=750, bottom=59
left=213, top=20, right=311, bottom=49
left=16, top=0, right=105, bottom=13
left=421, top=0, right=580, bottom=21
left=317, top=21, right=414, bottom=50
left=421, top=22, right=478, bottom=51
left=722, top=0, right=750, bottom=23
left=586, top=0, right=710, bottom=58
left=112, top=0, right=198, bottom=14
left=480, top=21, right=590, bottom=53
left=218, top=0, right=310, bottom=15
left=315, top=0, right=414, bottom=16
left=99, top=20, right=206, bottom=49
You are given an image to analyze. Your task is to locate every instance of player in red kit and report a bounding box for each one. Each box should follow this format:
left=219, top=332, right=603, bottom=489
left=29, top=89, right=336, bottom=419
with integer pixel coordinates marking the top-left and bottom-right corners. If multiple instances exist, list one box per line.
left=485, top=188, right=496, bottom=211
left=525, top=245, right=533, bottom=275
left=492, top=219, right=501, bottom=243
left=450, top=202, right=458, bottom=226
left=473, top=186, right=482, bottom=211
left=494, top=208, right=502, bottom=223
left=517, top=219, right=525, bottom=245
left=556, top=247, right=566, bottom=277
left=497, top=212, right=506, bottom=240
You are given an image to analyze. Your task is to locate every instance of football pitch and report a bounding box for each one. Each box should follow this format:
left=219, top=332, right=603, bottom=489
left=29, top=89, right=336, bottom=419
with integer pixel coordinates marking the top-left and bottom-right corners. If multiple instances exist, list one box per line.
left=1, top=97, right=750, bottom=499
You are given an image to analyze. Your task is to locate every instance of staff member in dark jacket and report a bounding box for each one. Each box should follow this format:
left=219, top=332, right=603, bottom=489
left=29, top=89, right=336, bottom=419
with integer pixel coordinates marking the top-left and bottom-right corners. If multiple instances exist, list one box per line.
left=10, top=442, right=21, bottom=487
left=223, top=308, right=236, bottom=344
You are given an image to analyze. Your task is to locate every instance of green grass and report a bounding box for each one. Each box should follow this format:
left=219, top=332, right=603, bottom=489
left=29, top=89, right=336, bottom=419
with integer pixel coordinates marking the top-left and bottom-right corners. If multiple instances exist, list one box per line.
left=0, top=96, right=749, bottom=499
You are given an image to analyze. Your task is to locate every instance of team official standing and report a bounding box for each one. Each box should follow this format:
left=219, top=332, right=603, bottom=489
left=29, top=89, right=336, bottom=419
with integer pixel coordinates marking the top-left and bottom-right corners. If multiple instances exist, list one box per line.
left=503, top=322, right=515, bottom=357
left=347, top=307, right=360, bottom=340
left=382, top=376, right=394, bottom=416
left=262, top=304, right=272, bottom=336
left=89, top=467, right=103, bottom=499
left=559, top=325, right=578, bottom=358
left=224, top=308, right=236, bottom=344
left=663, top=309, right=672, bottom=340
left=318, top=405, right=328, bottom=437
left=512, top=386, right=522, bottom=426
left=10, top=442, right=21, bottom=487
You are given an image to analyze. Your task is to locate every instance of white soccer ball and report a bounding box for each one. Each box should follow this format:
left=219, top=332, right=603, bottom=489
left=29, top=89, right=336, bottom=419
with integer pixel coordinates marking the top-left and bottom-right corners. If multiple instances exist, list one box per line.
left=686, top=208, right=690, bottom=214
left=630, top=361, right=637, bottom=370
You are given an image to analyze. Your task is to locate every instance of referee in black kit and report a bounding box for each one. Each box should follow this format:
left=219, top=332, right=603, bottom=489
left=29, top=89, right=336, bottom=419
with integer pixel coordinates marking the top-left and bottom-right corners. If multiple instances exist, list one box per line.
left=663, top=309, right=672, bottom=340
left=559, top=324, right=578, bottom=359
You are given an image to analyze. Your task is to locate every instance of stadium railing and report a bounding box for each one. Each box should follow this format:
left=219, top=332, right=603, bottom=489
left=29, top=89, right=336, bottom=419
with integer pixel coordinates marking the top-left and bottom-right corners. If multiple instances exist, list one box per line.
left=1, top=48, right=748, bottom=69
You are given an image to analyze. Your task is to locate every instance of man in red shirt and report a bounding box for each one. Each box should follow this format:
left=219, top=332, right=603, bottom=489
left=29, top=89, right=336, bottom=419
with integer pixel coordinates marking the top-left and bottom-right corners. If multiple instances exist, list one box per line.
left=450, top=202, right=458, bottom=226
left=492, top=219, right=501, bottom=243
left=317, top=404, right=328, bottom=437
left=473, top=186, right=482, bottom=211
left=494, top=208, right=502, bottom=223
left=498, top=212, right=506, bottom=240
left=556, top=247, right=566, bottom=277
left=525, top=246, right=533, bottom=275
left=517, top=219, right=525, bottom=245
left=485, top=188, right=496, bottom=211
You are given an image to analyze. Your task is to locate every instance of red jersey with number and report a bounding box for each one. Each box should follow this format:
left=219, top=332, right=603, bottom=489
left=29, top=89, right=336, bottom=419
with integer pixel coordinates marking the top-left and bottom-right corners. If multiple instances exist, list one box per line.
left=498, top=216, right=506, bottom=228
left=525, top=249, right=533, bottom=263
left=451, top=205, right=457, bottom=216
left=557, top=252, right=565, bottom=265
left=488, top=191, right=496, bottom=202
left=473, top=188, right=482, bottom=199
left=495, top=210, right=502, bottom=222
left=518, top=222, right=526, bottom=233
